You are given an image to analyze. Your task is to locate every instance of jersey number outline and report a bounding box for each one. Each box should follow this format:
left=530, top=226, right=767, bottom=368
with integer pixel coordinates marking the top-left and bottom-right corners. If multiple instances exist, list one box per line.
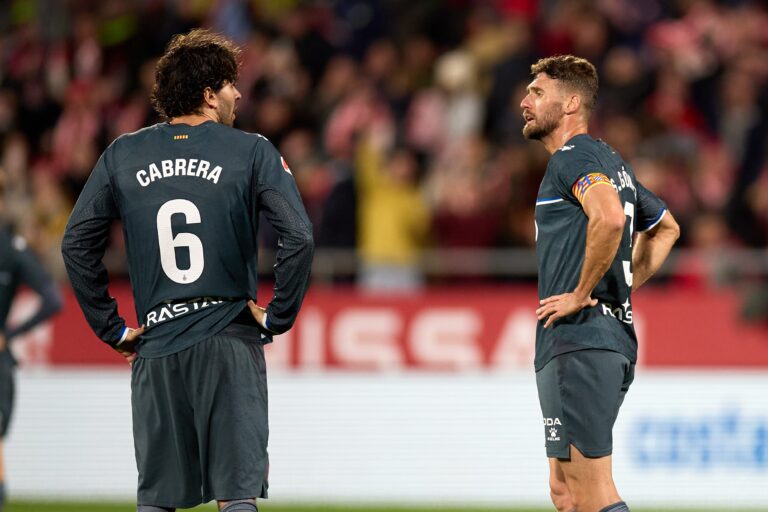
left=623, top=201, right=634, bottom=288
left=156, top=199, right=204, bottom=284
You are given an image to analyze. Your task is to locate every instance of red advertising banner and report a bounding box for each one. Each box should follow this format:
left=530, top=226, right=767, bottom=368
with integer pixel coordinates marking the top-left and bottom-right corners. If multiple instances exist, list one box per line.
left=10, top=283, right=768, bottom=369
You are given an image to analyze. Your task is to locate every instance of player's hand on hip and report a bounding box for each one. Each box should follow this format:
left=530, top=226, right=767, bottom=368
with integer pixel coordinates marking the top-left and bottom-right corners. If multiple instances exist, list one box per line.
left=536, top=293, right=597, bottom=328
left=115, top=325, right=145, bottom=366
left=247, top=300, right=267, bottom=328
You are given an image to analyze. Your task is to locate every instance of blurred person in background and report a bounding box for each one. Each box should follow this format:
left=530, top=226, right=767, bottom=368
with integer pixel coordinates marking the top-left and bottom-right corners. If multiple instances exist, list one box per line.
left=356, top=133, right=431, bottom=291
left=0, top=179, right=63, bottom=512
left=61, top=29, right=313, bottom=512
left=0, top=0, right=766, bottom=286
left=521, top=55, right=680, bottom=512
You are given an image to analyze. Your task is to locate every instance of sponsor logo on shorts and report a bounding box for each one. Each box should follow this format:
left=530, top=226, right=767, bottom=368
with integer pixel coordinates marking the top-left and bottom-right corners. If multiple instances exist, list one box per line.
left=544, top=417, right=562, bottom=442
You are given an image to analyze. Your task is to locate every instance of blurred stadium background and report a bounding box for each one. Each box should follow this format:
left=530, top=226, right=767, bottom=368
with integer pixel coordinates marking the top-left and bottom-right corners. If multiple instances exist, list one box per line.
left=2, top=0, right=768, bottom=510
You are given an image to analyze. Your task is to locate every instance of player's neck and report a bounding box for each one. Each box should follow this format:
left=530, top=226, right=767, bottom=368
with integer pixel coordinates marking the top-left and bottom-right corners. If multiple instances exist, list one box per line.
left=542, top=122, right=589, bottom=154
left=170, top=111, right=219, bottom=126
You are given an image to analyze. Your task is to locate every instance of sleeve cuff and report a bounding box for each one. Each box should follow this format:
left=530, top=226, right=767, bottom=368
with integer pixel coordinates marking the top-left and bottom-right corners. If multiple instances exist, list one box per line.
left=115, top=326, right=129, bottom=346
left=638, top=208, right=667, bottom=232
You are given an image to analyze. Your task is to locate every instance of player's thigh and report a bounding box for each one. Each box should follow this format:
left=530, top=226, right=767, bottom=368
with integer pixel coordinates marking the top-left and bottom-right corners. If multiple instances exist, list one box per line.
left=537, top=349, right=632, bottom=459
left=186, top=332, right=269, bottom=501
left=0, top=360, right=14, bottom=438
left=132, top=354, right=203, bottom=508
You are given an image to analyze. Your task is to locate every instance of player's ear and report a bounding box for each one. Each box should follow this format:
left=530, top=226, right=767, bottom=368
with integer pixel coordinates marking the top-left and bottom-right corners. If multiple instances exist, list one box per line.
left=564, top=93, right=580, bottom=115
left=202, top=87, right=218, bottom=109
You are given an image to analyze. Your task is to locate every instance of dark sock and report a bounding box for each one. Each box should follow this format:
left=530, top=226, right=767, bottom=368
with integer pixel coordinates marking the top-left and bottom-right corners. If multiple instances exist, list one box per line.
left=221, top=499, right=257, bottom=512
left=0, top=480, right=5, bottom=512
left=137, top=506, right=175, bottom=512
left=600, top=501, right=629, bottom=512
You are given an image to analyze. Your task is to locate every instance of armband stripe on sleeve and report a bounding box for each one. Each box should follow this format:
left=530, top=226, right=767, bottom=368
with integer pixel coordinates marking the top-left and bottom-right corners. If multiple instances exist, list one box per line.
left=572, top=172, right=613, bottom=203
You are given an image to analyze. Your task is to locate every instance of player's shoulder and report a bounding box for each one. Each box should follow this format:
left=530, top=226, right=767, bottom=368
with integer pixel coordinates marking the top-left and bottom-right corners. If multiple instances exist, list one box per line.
left=548, top=134, right=602, bottom=170
left=113, top=123, right=163, bottom=145
left=208, top=123, right=271, bottom=146
left=107, top=124, right=165, bottom=158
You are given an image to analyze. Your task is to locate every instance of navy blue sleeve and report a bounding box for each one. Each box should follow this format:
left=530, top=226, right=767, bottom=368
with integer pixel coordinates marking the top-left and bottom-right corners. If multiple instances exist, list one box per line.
left=253, top=137, right=314, bottom=334
left=635, top=181, right=668, bottom=232
left=4, top=237, right=62, bottom=342
left=61, top=149, right=128, bottom=346
left=549, top=148, right=606, bottom=202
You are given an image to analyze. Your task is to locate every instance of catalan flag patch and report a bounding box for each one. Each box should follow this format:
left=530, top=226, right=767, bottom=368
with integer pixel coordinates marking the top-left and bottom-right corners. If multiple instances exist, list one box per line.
left=572, top=172, right=612, bottom=203
left=173, top=134, right=189, bottom=140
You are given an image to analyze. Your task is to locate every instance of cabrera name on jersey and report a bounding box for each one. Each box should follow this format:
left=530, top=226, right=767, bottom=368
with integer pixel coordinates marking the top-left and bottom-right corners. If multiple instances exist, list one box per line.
left=63, top=121, right=310, bottom=357
left=533, top=134, right=667, bottom=371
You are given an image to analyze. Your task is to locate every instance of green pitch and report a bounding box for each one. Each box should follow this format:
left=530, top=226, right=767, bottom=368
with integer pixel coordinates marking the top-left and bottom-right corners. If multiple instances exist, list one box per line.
left=6, top=503, right=765, bottom=512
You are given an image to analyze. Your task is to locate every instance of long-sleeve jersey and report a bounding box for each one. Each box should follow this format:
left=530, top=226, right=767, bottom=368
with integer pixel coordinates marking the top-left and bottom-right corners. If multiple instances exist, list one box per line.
left=62, top=121, right=314, bottom=358
left=0, top=227, right=63, bottom=363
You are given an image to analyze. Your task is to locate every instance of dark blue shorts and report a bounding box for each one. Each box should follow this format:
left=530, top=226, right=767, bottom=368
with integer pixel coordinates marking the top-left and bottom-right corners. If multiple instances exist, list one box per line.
left=131, top=325, right=269, bottom=508
left=536, top=349, right=635, bottom=460
left=0, top=355, right=14, bottom=438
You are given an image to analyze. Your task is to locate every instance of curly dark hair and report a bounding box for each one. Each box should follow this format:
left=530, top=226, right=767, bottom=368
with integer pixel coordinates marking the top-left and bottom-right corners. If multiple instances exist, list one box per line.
left=531, top=55, right=598, bottom=112
left=150, top=29, right=241, bottom=119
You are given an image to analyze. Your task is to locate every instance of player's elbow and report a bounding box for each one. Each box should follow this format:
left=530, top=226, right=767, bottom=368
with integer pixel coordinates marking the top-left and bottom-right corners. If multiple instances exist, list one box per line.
left=664, top=214, right=681, bottom=242
left=596, top=209, right=626, bottom=235
left=47, top=284, right=64, bottom=314
left=60, top=230, right=77, bottom=260
left=291, top=223, right=315, bottom=254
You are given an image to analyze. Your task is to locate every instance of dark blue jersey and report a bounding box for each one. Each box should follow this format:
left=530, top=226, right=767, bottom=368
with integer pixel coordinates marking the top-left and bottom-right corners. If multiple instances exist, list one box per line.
left=534, top=134, right=666, bottom=370
left=62, top=121, right=314, bottom=357
left=0, top=227, right=62, bottom=363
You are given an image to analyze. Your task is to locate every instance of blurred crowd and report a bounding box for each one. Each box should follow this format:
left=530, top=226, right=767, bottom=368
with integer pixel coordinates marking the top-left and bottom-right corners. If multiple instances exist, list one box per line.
left=0, top=0, right=767, bottom=287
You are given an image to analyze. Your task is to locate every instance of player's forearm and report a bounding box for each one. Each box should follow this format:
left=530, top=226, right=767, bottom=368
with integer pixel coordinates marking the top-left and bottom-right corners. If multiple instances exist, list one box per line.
left=61, top=219, right=126, bottom=345
left=258, top=189, right=315, bottom=334
left=266, top=225, right=314, bottom=334
left=5, top=283, right=62, bottom=342
left=574, top=215, right=624, bottom=299
left=631, top=218, right=680, bottom=291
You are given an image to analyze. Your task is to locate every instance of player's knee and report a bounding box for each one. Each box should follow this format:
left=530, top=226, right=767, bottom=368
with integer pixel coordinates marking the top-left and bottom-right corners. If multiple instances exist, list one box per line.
left=549, top=478, right=574, bottom=512
left=219, top=498, right=257, bottom=511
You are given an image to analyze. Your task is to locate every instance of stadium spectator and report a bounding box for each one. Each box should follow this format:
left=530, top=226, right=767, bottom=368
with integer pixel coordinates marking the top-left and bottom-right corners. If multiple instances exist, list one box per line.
left=0, top=0, right=764, bottom=286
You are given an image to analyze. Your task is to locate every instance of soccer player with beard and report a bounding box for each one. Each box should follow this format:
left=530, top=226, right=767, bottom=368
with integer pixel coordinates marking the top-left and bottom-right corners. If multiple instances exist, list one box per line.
left=520, top=55, right=680, bottom=512
left=62, top=30, right=313, bottom=512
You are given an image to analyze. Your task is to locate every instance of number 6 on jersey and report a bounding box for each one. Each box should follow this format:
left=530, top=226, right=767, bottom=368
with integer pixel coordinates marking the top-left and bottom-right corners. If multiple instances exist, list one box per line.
left=156, top=199, right=204, bottom=284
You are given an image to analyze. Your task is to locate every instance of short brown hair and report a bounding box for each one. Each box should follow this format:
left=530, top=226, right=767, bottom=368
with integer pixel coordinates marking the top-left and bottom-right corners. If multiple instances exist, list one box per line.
left=531, top=55, right=598, bottom=112
left=151, top=29, right=240, bottom=119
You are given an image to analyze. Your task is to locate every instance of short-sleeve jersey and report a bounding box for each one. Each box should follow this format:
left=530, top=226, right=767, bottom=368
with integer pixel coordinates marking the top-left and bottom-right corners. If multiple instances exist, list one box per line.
left=63, top=121, right=313, bottom=358
left=534, top=134, right=667, bottom=370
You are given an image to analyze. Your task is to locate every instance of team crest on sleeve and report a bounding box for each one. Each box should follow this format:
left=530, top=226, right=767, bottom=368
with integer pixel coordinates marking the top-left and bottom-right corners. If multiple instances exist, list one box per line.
left=280, top=157, right=293, bottom=175
left=572, top=172, right=612, bottom=203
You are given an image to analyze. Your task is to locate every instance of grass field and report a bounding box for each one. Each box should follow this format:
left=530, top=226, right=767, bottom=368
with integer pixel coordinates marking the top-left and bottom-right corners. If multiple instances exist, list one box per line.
left=6, top=503, right=766, bottom=512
